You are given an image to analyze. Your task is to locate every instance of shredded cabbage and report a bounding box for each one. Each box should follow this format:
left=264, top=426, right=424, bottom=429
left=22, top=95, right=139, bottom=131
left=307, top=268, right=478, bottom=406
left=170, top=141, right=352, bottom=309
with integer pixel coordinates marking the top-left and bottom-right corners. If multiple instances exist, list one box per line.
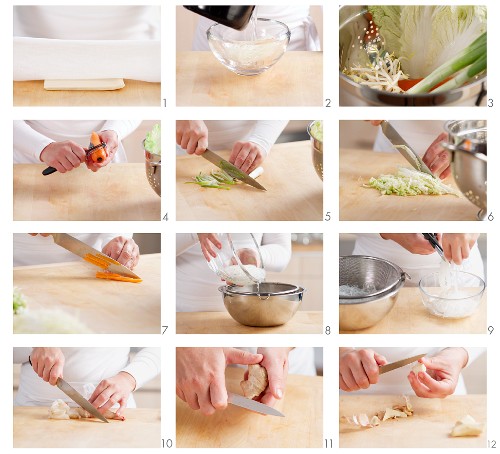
left=310, top=120, right=323, bottom=142
left=365, top=167, right=460, bottom=196
left=13, top=287, right=27, bottom=314
left=14, top=308, right=93, bottom=334
left=368, top=6, right=487, bottom=78
left=144, top=123, right=161, bottom=156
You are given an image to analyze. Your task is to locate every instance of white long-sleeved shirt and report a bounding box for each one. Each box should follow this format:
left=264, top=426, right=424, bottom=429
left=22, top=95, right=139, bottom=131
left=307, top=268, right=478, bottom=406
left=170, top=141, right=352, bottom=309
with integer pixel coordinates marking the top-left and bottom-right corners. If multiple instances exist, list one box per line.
left=14, top=120, right=140, bottom=164
left=177, top=233, right=292, bottom=311
left=340, top=347, right=484, bottom=395
left=176, top=120, right=288, bottom=157
left=192, top=6, right=321, bottom=51
left=13, top=347, right=161, bottom=406
left=14, top=6, right=160, bottom=40
left=373, top=121, right=445, bottom=155
left=352, top=234, right=484, bottom=286
left=13, top=233, right=132, bottom=266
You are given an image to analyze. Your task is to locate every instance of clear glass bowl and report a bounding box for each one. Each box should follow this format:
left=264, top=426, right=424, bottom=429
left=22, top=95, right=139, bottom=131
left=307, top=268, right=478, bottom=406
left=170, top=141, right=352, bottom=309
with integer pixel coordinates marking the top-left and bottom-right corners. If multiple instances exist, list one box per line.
left=207, top=18, right=290, bottom=76
left=419, top=271, right=485, bottom=318
left=206, top=233, right=266, bottom=286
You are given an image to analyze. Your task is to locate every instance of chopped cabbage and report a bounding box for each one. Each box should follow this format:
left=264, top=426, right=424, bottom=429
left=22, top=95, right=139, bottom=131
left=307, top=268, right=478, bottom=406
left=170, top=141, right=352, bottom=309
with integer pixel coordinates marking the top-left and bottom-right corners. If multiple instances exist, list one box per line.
left=144, top=123, right=161, bottom=156
left=13, top=287, right=27, bottom=314
left=365, top=167, right=460, bottom=196
left=310, top=120, right=323, bottom=142
left=368, top=6, right=487, bottom=78
left=14, top=309, right=93, bottom=334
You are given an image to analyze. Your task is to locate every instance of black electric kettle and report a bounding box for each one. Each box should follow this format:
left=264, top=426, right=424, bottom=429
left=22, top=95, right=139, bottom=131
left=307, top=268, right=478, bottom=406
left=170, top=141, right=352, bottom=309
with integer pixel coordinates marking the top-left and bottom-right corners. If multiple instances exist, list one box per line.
left=183, top=5, right=256, bottom=30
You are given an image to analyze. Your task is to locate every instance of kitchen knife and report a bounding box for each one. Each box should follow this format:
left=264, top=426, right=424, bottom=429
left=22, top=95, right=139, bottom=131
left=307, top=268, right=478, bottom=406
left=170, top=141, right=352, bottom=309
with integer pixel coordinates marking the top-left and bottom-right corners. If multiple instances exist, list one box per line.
left=380, top=121, right=434, bottom=177
left=51, top=233, right=140, bottom=279
left=201, top=149, right=267, bottom=191
left=227, top=392, right=284, bottom=417
left=422, top=233, right=448, bottom=263
left=56, top=378, right=109, bottom=423
left=379, top=353, right=427, bottom=375
left=42, top=142, right=107, bottom=176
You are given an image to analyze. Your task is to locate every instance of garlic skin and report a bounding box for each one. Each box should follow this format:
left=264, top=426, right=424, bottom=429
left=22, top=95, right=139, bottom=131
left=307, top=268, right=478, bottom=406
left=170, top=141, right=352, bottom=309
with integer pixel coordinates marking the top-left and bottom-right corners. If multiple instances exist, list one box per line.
left=411, top=362, right=426, bottom=374
left=450, top=415, right=484, bottom=437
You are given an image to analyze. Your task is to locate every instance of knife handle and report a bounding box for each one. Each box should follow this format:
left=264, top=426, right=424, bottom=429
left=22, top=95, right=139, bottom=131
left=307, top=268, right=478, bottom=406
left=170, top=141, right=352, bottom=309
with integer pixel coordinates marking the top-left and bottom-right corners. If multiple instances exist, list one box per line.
left=42, top=166, right=57, bottom=176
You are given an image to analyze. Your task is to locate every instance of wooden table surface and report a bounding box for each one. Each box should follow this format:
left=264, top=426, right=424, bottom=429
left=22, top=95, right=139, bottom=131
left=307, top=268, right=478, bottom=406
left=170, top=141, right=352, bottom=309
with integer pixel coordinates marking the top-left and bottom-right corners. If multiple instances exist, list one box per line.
left=176, top=141, right=323, bottom=220
left=339, top=394, right=486, bottom=448
left=13, top=163, right=161, bottom=220
left=14, top=407, right=160, bottom=448
left=176, top=367, right=323, bottom=448
left=339, top=148, right=481, bottom=221
left=176, top=310, right=322, bottom=334
left=176, top=51, right=323, bottom=106
left=340, top=287, right=486, bottom=334
left=13, top=80, right=160, bottom=106
left=13, top=254, right=160, bottom=334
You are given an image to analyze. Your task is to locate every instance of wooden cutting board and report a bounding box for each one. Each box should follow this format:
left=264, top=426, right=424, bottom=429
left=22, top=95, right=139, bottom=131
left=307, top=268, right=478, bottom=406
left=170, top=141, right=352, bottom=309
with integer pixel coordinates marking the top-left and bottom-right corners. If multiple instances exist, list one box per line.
left=176, top=142, right=323, bottom=220
left=13, top=254, right=160, bottom=334
left=13, top=80, right=160, bottom=106
left=176, top=51, right=322, bottom=106
left=340, top=288, right=486, bottom=334
left=13, top=164, right=160, bottom=220
left=176, top=367, right=323, bottom=448
left=339, top=148, right=480, bottom=220
left=339, top=394, right=486, bottom=448
left=176, top=311, right=322, bottom=334
left=13, top=407, right=160, bottom=448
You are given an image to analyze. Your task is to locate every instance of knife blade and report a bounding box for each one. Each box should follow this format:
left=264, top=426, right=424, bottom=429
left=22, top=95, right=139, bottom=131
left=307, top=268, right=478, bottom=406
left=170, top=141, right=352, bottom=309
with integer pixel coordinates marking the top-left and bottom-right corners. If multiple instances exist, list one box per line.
left=380, top=121, right=434, bottom=177
left=56, top=378, right=109, bottom=423
left=422, top=233, right=448, bottom=263
left=51, top=233, right=140, bottom=279
left=227, top=392, right=284, bottom=417
left=202, top=149, right=267, bottom=191
left=379, top=353, right=427, bottom=375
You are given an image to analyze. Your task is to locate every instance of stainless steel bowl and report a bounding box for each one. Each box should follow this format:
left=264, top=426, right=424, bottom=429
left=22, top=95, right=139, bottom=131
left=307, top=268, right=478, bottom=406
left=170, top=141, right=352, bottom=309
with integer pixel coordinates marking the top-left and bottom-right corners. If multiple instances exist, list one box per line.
left=339, top=255, right=407, bottom=331
left=145, top=150, right=161, bottom=197
left=219, top=282, right=304, bottom=327
left=339, top=282, right=404, bottom=331
left=441, top=120, right=487, bottom=219
left=339, top=5, right=487, bottom=106
left=307, top=121, right=323, bottom=180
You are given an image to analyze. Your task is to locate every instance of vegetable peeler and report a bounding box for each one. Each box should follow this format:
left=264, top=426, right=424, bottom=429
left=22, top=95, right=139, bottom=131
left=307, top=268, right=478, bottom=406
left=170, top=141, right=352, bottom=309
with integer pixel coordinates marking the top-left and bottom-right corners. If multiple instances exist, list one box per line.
left=42, top=139, right=107, bottom=176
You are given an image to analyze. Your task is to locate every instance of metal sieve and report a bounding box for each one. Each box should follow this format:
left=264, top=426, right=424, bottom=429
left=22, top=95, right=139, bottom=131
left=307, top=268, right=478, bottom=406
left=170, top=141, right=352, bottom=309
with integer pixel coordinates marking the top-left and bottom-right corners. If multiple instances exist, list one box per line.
left=340, top=255, right=407, bottom=299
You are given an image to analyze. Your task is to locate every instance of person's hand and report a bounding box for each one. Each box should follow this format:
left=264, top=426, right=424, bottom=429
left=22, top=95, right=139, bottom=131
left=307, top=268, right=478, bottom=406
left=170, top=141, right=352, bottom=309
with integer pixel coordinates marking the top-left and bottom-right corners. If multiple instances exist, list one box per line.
left=441, top=234, right=480, bottom=265
left=197, top=233, right=222, bottom=262
left=28, top=233, right=51, bottom=237
left=407, top=348, right=468, bottom=398
left=40, top=141, right=86, bottom=173
left=30, top=347, right=65, bottom=386
left=369, top=120, right=383, bottom=126
left=86, top=130, right=119, bottom=172
left=229, top=141, right=265, bottom=174
left=176, top=120, right=208, bottom=155
left=339, top=348, right=387, bottom=391
left=380, top=233, right=441, bottom=255
left=176, top=347, right=263, bottom=416
left=89, top=371, right=136, bottom=416
left=232, top=248, right=260, bottom=267
left=102, top=236, right=140, bottom=270
left=422, top=133, right=450, bottom=180
left=253, top=347, right=292, bottom=407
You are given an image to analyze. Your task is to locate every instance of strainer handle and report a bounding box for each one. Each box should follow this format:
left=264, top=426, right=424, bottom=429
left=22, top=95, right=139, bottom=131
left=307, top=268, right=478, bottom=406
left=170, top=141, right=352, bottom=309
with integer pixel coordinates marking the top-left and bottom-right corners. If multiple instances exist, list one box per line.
left=403, top=271, right=411, bottom=280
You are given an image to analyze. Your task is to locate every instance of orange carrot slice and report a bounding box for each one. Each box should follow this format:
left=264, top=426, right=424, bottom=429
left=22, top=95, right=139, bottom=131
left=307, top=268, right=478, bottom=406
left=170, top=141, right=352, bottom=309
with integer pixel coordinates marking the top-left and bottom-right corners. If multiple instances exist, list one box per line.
left=95, top=272, right=142, bottom=283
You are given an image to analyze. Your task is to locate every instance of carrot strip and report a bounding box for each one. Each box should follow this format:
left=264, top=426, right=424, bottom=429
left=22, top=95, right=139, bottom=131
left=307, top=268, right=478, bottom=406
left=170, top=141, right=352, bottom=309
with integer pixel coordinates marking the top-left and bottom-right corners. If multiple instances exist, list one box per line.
left=95, top=272, right=142, bottom=283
